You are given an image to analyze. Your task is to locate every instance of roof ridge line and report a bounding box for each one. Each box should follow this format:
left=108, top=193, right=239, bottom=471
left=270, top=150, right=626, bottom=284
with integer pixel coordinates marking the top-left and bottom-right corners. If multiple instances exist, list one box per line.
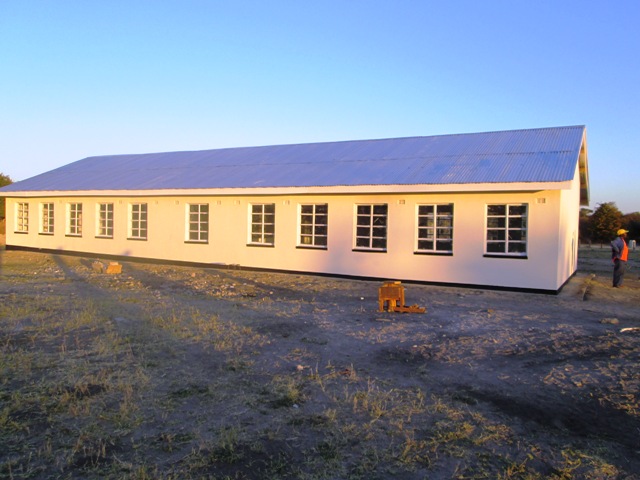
left=83, top=125, right=586, bottom=160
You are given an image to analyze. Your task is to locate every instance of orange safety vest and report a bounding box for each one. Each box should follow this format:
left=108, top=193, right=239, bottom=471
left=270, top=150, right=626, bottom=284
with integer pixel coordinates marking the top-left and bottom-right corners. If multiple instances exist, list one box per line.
left=621, top=239, right=629, bottom=261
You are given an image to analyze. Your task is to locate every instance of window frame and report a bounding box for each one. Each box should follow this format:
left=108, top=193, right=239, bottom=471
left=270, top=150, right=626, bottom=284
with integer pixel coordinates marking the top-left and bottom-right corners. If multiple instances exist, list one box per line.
left=248, top=203, right=275, bottom=247
left=15, top=202, right=29, bottom=233
left=128, top=203, right=148, bottom=240
left=186, top=203, right=209, bottom=243
left=297, top=203, right=328, bottom=249
left=96, top=203, right=114, bottom=238
left=40, top=202, right=54, bottom=235
left=353, top=203, right=388, bottom=252
left=415, top=203, right=454, bottom=255
left=485, top=203, right=528, bottom=258
left=66, top=202, right=83, bottom=237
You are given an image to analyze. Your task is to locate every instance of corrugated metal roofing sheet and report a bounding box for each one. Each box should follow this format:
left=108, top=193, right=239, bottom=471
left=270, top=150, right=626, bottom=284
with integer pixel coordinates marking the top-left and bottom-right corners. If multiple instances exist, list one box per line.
left=1, top=125, right=586, bottom=192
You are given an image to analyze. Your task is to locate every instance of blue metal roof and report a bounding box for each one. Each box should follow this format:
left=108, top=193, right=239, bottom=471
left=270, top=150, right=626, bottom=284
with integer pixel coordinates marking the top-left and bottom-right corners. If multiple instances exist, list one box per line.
left=1, top=126, right=587, bottom=192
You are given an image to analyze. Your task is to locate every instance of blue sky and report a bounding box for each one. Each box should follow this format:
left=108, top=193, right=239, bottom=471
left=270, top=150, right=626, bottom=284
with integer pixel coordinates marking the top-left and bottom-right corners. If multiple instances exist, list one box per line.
left=1, top=1, right=638, bottom=213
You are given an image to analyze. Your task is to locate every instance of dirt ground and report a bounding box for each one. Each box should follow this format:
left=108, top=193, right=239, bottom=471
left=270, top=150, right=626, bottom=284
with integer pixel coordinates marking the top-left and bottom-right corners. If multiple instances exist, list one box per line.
left=1, top=238, right=639, bottom=479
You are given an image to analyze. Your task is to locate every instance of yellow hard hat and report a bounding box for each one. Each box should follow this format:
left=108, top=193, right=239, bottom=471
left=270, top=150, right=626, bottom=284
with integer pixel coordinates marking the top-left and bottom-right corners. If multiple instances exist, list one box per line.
left=617, top=229, right=629, bottom=235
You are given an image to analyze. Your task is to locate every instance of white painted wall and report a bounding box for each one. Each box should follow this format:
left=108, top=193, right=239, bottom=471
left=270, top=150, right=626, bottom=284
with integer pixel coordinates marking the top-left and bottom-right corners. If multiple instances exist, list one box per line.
left=555, top=162, right=582, bottom=288
left=4, top=183, right=581, bottom=291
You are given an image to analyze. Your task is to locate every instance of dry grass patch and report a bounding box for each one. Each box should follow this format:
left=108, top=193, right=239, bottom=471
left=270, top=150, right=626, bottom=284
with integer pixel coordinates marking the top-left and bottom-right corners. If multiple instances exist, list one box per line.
left=1, top=248, right=639, bottom=478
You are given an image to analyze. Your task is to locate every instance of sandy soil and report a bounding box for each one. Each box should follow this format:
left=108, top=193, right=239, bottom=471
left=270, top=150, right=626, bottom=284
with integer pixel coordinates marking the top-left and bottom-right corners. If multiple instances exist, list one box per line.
left=1, top=240, right=639, bottom=478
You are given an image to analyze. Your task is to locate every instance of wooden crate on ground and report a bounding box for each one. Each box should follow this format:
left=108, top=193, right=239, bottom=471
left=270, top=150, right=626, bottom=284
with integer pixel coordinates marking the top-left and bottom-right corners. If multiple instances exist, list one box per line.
left=378, top=281, right=426, bottom=313
left=378, top=281, right=405, bottom=312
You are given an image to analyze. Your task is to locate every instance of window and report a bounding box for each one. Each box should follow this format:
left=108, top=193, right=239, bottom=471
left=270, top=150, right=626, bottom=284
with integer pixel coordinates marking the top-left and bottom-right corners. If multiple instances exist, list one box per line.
left=486, top=204, right=528, bottom=256
left=416, top=204, right=453, bottom=254
left=40, top=203, right=54, bottom=234
left=129, top=203, right=148, bottom=240
left=249, top=203, right=275, bottom=245
left=187, top=203, right=209, bottom=242
left=355, top=204, right=387, bottom=251
left=16, top=202, right=29, bottom=233
left=67, top=203, right=83, bottom=236
left=299, top=204, right=328, bottom=248
left=97, top=203, right=114, bottom=238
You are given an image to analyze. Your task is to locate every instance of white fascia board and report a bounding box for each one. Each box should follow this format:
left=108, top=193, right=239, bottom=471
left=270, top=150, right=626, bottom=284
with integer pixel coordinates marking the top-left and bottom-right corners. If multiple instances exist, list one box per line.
left=4, top=181, right=573, bottom=197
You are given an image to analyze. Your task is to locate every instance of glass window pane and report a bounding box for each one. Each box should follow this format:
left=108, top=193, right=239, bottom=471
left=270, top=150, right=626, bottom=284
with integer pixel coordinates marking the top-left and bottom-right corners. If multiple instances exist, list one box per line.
left=509, top=217, right=525, bottom=229
left=508, top=243, right=527, bottom=253
left=373, top=205, right=387, bottom=215
left=356, top=237, right=369, bottom=248
left=487, top=218, right=505, bottom=228
left=418, top=239, right=434, bottom=250
left=487, top=242, right=505, bottom=253
left=438, top=204, right=453, bottom=214
left=436, top=240, right=452, bottom=251
left=357, top=227, right=370, bottom=237
left=418, top=229, right=433, bottom=240
left=314, top=226, right=327, bottom=236
left=509, top=230, right=524, bottom=241
left=373, top=216, right=387, bottom=226
left=372, top=238, right=387, bottom=249
left=418, top=217, right=431, bottom=227
left=436, top=228, right=452, bottom=239
left=509, top=205, right=527, bottom=215
left=487, top=230, right=506, bottom=241
left=487, top=205, right=506, bottom=216
left=372, top=227, right=386, bottom=238
left=315, top=237, right=327, bottom=246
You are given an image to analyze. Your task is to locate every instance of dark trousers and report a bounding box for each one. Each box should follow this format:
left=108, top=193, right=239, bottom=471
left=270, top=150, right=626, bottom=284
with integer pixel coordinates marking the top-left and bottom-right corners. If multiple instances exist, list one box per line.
left=613, top=259, right=626, bottom=287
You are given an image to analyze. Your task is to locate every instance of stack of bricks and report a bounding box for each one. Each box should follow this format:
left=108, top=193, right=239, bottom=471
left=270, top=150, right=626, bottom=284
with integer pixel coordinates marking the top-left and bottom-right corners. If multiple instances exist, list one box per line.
left=92, top=261, right=122, bottom=274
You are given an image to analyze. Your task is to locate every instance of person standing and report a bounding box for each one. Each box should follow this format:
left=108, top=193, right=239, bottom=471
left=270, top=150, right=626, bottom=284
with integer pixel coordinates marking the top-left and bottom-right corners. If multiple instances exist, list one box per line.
left=611, top=229, right=629, bottom=288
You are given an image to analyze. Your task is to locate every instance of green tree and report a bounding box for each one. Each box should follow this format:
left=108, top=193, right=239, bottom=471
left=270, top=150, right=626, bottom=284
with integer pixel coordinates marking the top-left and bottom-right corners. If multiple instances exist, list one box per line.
left=0, top=173, right=12, bottom=219
left=579, top=207, right=593, bottom=244
left=589, top=202, right=623, bottom=246
left=622, top=212, right=640, bottom=241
